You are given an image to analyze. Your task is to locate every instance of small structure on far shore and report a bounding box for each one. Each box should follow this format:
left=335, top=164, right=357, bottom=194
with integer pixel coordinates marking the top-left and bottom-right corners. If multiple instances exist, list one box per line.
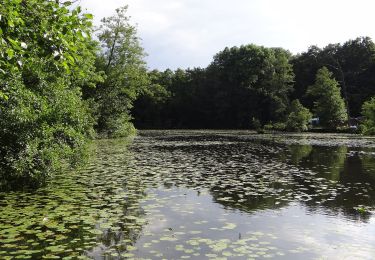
left=349, top=117, right=364, bottom=128
left=309, top=117, right=320, bottom=127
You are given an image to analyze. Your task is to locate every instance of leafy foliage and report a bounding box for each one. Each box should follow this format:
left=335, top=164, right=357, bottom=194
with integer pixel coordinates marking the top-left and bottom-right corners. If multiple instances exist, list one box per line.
left=286, top=100, right=312, bottom=132
left=208, top=45, right=294, bottom=127
left=0, top=0, right=99, bottom=188
left=134, top=37, right=375, bottom=131
left=133, top=45, right=295, bottom=129
left=292, top=37, right=375, bottom=117
left=89, top=6, right=149, bottom=137
left=360, top=97, right=375, bottom=135
left=132, top=70, right=171, bottom=129
left=307, top=67, right=347, bottom=129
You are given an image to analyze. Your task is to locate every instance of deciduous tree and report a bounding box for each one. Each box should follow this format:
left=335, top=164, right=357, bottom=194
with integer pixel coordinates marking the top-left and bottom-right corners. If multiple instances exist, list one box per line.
left=307, top=67, right=347, bottom=129
left=0, top=0, right=99, bottom=188
left=286, top=100, right=312, bottom=132
left=93, top=6, right=149, bottom=137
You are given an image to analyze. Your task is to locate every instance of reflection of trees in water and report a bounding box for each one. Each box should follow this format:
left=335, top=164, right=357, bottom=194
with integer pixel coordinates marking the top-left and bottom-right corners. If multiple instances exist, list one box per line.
left=132, top=133, right=375, bottom=225
left=299, top=146, right=347, bottom=181
left=209, top=186, right=289, bottom=213
left=285, top=144, right=375, bottom=222
left=132, top=138, right=290, bottom=213
left=85, top=139, right=148, bottom=258
left=288, top=144, right=313, bottom=165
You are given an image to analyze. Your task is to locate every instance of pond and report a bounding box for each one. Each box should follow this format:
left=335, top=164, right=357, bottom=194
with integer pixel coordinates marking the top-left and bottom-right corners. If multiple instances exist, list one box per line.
left=1, top=130, right=375, bottom=259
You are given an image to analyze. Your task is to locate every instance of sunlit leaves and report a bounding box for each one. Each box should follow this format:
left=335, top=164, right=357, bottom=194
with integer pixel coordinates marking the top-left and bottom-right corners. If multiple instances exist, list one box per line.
left=91, top=5, right=149, bottom=137
left=360, top=97, right=375, bottom=135
left=307, top=67, right=347, bottom=129
left=0, top=0, right=100, bottom=187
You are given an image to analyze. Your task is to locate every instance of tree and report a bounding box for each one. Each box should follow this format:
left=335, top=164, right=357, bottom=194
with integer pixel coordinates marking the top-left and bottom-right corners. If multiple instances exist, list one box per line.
left=360, top=97, right=375, bottom=135
left=132, top=45, right=295, bottom=130
left=336, top=37, right=375, bottom=116
left=92, top=6, right=149, bottom=137
left=286, top=100, right=312, bottom=132
left=292, top=37, right=375, bottom=117
left=291, top=45, right=322, bottom=108
left=208, top=45, right=294, bottom=128
left=0, top=0, right=99, bottom=188
left=307, top=67, right=347, bottom=129
left=132, top=70, right=171, bottom=128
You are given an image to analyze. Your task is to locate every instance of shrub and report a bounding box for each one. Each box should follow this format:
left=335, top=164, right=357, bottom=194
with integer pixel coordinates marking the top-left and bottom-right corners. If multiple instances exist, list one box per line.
left=0, top=0, right=98, bottom=188
left=286, top=100, right=312, bottom=132
left=264, top=122, right=286, bottom=131
left=360, top=97, right=375, bottom=135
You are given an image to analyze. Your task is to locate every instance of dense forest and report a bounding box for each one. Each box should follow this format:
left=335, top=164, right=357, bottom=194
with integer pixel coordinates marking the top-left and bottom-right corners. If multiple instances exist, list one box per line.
left=2, top=0, right=375, bottom=187
left=133, top=37, right=375, bottom=131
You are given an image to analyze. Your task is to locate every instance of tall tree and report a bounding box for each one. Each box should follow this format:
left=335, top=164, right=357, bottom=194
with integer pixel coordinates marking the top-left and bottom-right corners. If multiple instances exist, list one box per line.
left=336, top=37, right=375, bottom=116
left=307, top=67, right=347, bottom=129
left=290, top=45, right=322, bottom=108
left=92, top=6, right=149, bottom=137
left=132, top=45, right=295, bottom=130
left=292, top=37, right=375, bottom=117
left=132, top=70, right=171, bottom=128
left=208, top=45, right=294, bottom=127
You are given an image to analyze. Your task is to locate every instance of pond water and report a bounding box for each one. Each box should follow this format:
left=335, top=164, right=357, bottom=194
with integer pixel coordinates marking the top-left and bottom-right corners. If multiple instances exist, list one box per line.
left=1, top=130, right=375, bottom=259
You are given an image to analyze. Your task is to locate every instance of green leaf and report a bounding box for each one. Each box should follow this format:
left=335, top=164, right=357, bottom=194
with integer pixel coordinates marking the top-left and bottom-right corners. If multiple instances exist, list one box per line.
left=0, top=91, right=8, bottom=100
left=66, top=54, right=75, bottom=64
left=6, top=48, right=14, bottom=59
left=84, top=13, right=93, bottom=19
left=8, top=19, right=14, bottom=27
left=7, top=37, right=21, bottom=50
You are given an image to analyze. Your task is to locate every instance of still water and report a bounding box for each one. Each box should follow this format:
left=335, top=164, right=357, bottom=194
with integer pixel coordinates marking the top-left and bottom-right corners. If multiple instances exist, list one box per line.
left=1, top=130, right=375, bottom=259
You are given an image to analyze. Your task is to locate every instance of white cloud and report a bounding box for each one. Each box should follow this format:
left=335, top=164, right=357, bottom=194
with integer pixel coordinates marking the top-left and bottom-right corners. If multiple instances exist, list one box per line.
left=79, top=0, right=375, bottom=70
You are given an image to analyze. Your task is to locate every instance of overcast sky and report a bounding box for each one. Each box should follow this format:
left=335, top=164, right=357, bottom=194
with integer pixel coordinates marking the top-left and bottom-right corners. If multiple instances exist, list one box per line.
left=79, top=0, right=375, bottom=71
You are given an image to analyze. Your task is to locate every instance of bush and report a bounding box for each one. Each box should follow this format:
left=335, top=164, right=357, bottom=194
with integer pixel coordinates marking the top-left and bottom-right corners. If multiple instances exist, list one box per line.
left=264, top=122, right=286, bottom=131
left=0, top=0, right=98, bottom=188
left=286, top=100, right=312, bottom=132
left=101, top=114, right=137, bottom=138
left=360, top=97, right=375, bottom=135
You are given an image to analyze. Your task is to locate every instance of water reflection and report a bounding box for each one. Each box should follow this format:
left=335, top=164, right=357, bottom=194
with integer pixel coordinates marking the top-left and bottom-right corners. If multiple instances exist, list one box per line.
left=284, top=144, right=375, bottom=222
left=129, top=131, right=375, bottom=258
left=133, top=131, right=375, bottom=221
left=101, top=131, right=375, bottom=259
left=2, top=130, right=375, bottom=259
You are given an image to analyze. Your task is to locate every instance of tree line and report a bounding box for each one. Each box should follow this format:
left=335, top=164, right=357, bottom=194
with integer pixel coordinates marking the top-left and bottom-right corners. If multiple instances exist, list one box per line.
left=2, top=1, right=375, bottom=188
left=133, top=37, right=375, bottom=133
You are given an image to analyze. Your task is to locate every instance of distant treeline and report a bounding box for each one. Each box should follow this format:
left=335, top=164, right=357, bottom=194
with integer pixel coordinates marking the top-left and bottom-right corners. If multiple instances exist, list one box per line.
left=133, top=37, right=375, bottom=130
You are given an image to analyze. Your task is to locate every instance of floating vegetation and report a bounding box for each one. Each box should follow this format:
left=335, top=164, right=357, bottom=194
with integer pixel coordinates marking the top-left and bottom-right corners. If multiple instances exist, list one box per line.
left=0, top=139, right=146, bottom=259
left=1, top=130, right=375, bottom=259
